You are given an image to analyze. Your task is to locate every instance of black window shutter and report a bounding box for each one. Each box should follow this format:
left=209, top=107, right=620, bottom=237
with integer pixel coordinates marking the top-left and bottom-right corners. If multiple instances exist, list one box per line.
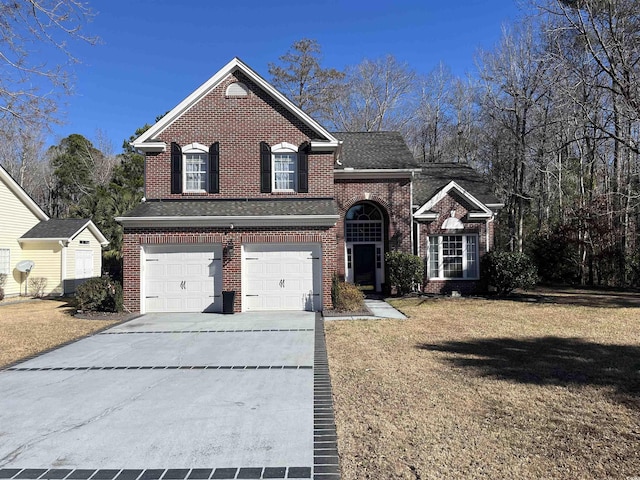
left=208, top=142, right=220, bottom=193
left=171, top=142, right=182, bottom=194
left=298, top=142, right=309, bottom=193
left=260, top=141, right=272, bottom=193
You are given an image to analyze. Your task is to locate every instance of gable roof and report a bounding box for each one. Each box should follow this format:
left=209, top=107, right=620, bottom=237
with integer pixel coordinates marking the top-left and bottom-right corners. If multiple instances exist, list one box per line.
left=332, top=132, right=418, bottom=170
left=0, top=164, right=49, bottom=221
left=413, top=163, right=502, bottom=207
left=132, top=57, right=340, bottom=153
left=20, top=219, right=109, bottom=246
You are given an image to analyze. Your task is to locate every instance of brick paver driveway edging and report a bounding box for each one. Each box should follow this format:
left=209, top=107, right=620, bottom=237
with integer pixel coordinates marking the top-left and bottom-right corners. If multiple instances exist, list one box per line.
left=0, top=311, right=341, bottom=480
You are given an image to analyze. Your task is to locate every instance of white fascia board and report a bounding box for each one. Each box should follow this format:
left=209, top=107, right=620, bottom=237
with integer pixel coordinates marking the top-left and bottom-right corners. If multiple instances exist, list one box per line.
left=132, top=57, right=338, bottom=148
left=0, top=165, right=49, bottom=221
left=115, top=215, right=340, bottom=228
left=18, top=237, right=66, bottom=243
left=131, top=141, right=166, bottom=153
left=467, top=212, right=493, bottom=219
left=486, top=203, right=505, bottom=210
left=413, top=212, right=439, bottom=222
left=334, top=168, right=419, bottom=179
left=310, top=140, right=340, bottom=152
left=68, top=220, right=110, bottom=246
left=414, top=181, right=492, bottom=217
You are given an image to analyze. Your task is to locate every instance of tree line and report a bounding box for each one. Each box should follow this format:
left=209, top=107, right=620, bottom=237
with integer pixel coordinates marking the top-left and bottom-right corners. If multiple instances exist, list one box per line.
left=1, top=0, right=638, bottom=288
left=269, top=1, right=640, bottom=288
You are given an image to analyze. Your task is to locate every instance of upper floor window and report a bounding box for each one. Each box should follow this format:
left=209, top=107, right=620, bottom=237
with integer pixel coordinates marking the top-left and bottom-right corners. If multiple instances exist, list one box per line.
left=261, top=141, right=309, bottom=194
left=171, top=142, right=219, bottom=195
left=183, top=143, right=209, bottom=193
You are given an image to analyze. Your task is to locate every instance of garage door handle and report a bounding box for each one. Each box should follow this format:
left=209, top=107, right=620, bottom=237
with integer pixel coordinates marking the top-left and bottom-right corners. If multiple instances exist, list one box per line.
left=146, top=296, right=159, bottom=299
left=279, top=279, right=285, bottom=288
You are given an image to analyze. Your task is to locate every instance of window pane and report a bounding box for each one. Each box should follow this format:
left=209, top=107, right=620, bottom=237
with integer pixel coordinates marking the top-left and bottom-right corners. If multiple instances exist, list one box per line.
left=466, top=236, right=478, bottom=278
left=274, top=153, right=296, bottom=190
left=428, top=237, right=439, bottom=277
left=185, top=153, right=207, bottom=191
left=345, top=222, right=382, bottom=242
left=441, top=235, right=463, bottom=278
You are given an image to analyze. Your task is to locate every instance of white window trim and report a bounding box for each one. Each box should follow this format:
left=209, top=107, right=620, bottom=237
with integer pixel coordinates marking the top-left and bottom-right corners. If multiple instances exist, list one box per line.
left=182, top=143, right=209, bottom=193
left=271, top=142, right=298, bottom=192
left=427, top=234, right=479, bottom=280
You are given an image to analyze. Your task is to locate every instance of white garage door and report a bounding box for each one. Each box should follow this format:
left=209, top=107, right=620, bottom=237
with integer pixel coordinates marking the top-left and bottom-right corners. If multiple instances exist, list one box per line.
left=144, top=244, right=222, bottom=313
left=243, top=243, right=321, bottom=311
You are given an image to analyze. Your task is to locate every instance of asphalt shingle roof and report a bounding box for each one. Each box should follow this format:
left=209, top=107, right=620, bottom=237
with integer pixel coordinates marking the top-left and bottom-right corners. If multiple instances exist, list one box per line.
left=414, top=163, right=501, bottom=207
left=122, top=198, right=338, bottom=218
left=332, top=132, right=418, bottom=170
left=20, top=219, right=90, bottom=239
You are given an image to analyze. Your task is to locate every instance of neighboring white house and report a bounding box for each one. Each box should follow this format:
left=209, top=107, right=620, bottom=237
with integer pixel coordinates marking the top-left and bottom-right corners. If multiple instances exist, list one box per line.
left=0, top=165, right=108, bottom=297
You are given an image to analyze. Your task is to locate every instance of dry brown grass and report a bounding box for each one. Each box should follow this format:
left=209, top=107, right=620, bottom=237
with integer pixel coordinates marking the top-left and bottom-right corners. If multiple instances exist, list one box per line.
left=325, top=293, right=640, bottom=480
left=0, top=298, right=118, bottom=367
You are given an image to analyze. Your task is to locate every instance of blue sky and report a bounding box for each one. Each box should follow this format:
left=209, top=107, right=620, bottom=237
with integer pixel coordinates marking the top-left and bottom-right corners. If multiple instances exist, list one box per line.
left=50, top=0, right=526, bottom=150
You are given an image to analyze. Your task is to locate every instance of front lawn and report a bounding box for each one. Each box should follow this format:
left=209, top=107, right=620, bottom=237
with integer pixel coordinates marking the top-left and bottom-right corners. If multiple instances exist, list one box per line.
left=0, top=299, right=119, bottom=368
left=325, top=292, right=640, bottom=479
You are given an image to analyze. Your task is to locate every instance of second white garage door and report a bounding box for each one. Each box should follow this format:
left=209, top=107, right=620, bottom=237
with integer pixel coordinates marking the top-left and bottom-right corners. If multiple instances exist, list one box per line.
left=144, top=244, right=222, bottom=313
left=243, top=243, right=322, bottom=311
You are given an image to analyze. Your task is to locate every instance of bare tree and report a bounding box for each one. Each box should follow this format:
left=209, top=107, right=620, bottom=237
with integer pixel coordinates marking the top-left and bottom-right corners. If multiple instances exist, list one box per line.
left=268, top=39, right=345, bottom=122
left=0, top=0, right=98, bottom=128
left=328, top=55, right=417, bottom=132
left=407, top=63, right=453, bottom=163
left=477, top=22, right=553, bottom=252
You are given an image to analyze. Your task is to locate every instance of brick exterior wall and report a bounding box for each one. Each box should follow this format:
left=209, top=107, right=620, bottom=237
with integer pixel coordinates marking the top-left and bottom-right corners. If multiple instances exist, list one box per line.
left=417, top=192, right=495, bottom=295
left=145, top=71, right=335, bottom=200
left=334, top=177, right=413, bottom=284
left=123, top=226, right=337, bottom=313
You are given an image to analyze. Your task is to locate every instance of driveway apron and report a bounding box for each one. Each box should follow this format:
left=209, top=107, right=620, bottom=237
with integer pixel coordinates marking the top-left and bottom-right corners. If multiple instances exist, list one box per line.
left=0, top=312, right=339, bottom=480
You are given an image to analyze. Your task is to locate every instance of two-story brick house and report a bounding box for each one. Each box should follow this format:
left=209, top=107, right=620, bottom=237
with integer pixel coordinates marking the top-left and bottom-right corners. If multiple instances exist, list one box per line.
left=118, top=58, right=501, bottom=313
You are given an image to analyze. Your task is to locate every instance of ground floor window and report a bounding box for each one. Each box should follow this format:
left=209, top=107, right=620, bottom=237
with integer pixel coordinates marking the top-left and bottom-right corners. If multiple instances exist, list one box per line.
left=0, top=248, right=9, bottom=275
left=428, top=235, right=478, bottom=279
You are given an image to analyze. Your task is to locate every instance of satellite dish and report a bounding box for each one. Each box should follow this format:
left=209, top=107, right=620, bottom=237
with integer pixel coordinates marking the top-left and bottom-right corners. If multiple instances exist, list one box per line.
left=16, top=260, right=35, bottom=273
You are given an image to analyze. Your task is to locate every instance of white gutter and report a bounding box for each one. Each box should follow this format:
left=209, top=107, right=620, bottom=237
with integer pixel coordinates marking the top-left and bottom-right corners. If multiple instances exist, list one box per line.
left=334, top=168, right=420, bottom=179
left=59, top=241, right=67, bottom=296
left=115, top=214, right=340, bottom=228
left=486, top=213, right=496, bottom=253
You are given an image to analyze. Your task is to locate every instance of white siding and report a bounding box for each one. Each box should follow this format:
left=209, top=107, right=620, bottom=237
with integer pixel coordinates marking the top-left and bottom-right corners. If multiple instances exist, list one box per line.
left=0, top=176, right=44, bottom=297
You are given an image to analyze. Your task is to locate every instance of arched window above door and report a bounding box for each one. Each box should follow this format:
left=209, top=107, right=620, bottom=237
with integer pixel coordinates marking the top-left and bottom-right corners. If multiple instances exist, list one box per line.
left=345, top=202, right=383, bottom=242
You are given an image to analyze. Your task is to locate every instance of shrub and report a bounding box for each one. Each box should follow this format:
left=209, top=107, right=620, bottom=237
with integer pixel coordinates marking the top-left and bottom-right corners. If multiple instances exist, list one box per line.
left=0, top=273, right=6, bottom=301
left=481, top=251, right=538, bottom=295
left=332, top=280, right=365, bottom=311
left=385, top=251, right=424, bottom=296
left=529, top=230, right=580, bottom=284
left=28, top=277, right=48, bottom=298
left=75, top=276, right=123, bottom=312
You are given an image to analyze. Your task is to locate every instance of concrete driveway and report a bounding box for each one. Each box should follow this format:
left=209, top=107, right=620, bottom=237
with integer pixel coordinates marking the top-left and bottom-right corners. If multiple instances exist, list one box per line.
left=0, top=312, right=339, bottom=480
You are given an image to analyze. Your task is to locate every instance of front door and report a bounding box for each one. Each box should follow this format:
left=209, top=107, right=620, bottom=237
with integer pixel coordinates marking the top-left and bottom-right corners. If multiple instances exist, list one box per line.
left=353, top=244, right=376, bottom=289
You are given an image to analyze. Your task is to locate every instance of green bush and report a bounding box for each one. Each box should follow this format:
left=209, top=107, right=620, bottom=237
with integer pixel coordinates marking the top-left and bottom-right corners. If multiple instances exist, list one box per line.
left=75, top=276, right=123, bottom=312
left=385, top=251, right=424, bottom=296
left=332, top=279, right=365, bottom=311
left=481, top=251, right=538, bottom=295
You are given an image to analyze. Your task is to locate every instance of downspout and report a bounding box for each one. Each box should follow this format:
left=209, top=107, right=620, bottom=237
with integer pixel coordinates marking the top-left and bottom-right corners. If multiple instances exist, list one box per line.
left=486, top=213, right=495, bottom=254
left=59, top=241, right=67, bottom=296
left=410, top=171, right=415, bottom=255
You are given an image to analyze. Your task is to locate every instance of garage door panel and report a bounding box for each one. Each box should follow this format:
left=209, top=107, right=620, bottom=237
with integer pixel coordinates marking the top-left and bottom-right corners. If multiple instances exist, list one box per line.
left=243, top=243, right=321, bottom=311
left=144, top=245, right=222, bottom=313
